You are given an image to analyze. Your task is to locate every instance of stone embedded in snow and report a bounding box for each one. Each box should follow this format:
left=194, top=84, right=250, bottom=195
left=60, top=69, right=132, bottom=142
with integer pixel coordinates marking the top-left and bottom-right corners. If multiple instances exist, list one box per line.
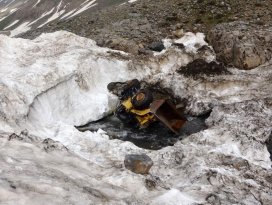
left=42, top=138, right=68, bottom=152
left=124, top=154, right=153, bottom=175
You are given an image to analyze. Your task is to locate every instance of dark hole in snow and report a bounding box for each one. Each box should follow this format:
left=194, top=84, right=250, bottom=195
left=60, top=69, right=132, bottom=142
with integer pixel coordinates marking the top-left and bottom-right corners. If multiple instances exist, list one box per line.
left=76, top=113, right=209, bottom=150
left=265, top=132, right=272, bottom=161
left=178, top=59, right=230, bottom=78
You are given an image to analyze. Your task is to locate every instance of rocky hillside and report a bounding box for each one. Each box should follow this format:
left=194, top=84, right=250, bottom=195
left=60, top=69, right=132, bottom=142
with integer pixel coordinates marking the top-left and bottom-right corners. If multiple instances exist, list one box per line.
left=0, top=0, right=127, bottom=36
left=19, top=0, right=272, bottom=55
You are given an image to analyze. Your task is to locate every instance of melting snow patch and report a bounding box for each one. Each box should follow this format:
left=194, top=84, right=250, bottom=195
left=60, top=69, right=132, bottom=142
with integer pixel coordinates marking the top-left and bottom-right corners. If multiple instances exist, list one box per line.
left=175, top=32, right=208, bottom=53
left=0, top=8, right=8, bottom=12
left=37, top=0, right=65, bottom=28
left=10, top=8, right=18, bottom=13
left=10, top=21, right=31, bottom=37
left=32, top=0, right=41, bottom=8
left=3, top=19, right=19, bottom=30
left=67, top=0, right=97, bottom=19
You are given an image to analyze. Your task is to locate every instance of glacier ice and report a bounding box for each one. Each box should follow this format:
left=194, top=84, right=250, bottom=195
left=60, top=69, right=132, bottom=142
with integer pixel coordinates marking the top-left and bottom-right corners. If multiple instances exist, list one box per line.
left=0, top=31, right=271, bottom=204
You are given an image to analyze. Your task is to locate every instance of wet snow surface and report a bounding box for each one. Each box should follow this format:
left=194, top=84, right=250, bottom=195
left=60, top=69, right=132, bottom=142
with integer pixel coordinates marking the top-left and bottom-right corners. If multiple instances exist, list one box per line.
left=0, top=31, right=272, bottom=204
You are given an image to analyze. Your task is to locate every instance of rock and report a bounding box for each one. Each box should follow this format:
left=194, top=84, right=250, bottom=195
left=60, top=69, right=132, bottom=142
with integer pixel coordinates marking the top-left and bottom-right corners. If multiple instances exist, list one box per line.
left=105, top=38, right=139, bottom=54
left=8, top=130, right=38, bottom=143
left=173, top=43, right=185, bottom=49
left=124, top=154, right=153, bottom=175
left=138, top=48, right=153, bottom=55
left=172, top=29, right=184, bottom=38
left=207, top=21, right=272, bottom=69
left=148, top=41, right=165, bottom=52
left=8, top=133, right=23, bottom=141
left=42, top=138, right=68, bottom=152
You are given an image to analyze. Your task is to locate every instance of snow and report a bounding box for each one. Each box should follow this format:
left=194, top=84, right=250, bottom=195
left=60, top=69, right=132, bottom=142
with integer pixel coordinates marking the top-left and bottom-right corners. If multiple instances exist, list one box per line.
left=32, top=0, right=41, bottom=8
left=0, top=15, right=7, bottom=22
left=151, top=189, right=203, bottom=205
left=0, top=31, right=271, bottom=204
left=0, top=0, right=99, bottom=34
left=60, top=9, right=76, bottom=19
left=175, top=32, right=208, bottom=53
left=37, top=8, right=55, bottom=28
left=3, top=19, right=19, bottom=30
left=0, top=8, right=7, bottom=12
left=67, top=0, right=97, bottom=19
left=9, top=21, right=31, bottom=37
left=37, top=1, right=65, bottom=28
left=10, top=8, right=18, bottom=13
left=28, top=8, right=58, bottom=27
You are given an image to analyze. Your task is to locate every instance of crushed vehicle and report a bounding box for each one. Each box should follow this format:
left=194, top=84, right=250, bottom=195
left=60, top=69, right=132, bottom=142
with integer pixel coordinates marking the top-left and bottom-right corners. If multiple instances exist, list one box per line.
left=107, top=79, right=187, bottom=134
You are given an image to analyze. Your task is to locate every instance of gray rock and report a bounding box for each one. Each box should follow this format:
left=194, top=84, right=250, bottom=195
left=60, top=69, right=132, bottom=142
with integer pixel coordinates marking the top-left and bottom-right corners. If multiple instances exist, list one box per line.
left=124, top=154, right=153, bottom=175
left=207, top=21, right=272, bottom=69
left=8, top=130, right=39, bottom=143
left=0, top=31, right=11, bottom=36
left=148, top=41, right=165, bottom=52
left=42, top=138, right=68, bottom=152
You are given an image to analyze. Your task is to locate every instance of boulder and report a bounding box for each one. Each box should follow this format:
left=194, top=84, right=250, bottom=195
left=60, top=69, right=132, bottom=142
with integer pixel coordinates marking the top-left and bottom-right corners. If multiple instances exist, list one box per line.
left=148, top=41, right=165, bottom=52
left=207, top=21, right=272, bottom=69
left=124, top=154, right=153, bottom=175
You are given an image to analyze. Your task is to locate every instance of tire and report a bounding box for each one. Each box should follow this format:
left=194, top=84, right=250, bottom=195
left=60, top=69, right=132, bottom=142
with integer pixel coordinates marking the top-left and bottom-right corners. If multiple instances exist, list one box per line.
left=132, top=89, right=153, bottom=110
left=107, top=82, right=124, bottom=92
left=115, top=105, right=137, bottom=125
left=121, top=79, right=141, bottom=99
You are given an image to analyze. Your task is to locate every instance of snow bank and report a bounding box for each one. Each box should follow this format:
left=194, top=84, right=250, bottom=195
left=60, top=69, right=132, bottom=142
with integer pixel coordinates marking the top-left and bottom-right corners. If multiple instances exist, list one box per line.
left=0, top=31, right=271, bottom=205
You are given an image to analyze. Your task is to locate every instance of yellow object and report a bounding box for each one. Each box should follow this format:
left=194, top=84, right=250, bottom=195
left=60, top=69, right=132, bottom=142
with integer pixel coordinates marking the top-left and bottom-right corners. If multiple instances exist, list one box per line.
left=122, top=98, right=156, bottom=127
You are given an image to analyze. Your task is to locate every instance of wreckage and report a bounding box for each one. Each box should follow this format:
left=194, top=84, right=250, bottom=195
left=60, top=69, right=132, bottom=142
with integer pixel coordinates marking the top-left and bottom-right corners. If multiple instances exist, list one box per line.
left=107, top=79, right=187, bottom=134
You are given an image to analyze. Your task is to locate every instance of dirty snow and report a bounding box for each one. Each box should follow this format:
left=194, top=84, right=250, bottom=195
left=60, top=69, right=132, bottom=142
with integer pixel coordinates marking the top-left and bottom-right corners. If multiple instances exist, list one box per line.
left=0, top=31, right=271, bottom=204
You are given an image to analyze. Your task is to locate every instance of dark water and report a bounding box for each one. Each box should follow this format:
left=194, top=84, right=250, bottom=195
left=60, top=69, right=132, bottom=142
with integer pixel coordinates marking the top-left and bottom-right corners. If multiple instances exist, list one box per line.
left=266, top=132, right=272, bottom=161
left=76, top=115, right=208, bottom=150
